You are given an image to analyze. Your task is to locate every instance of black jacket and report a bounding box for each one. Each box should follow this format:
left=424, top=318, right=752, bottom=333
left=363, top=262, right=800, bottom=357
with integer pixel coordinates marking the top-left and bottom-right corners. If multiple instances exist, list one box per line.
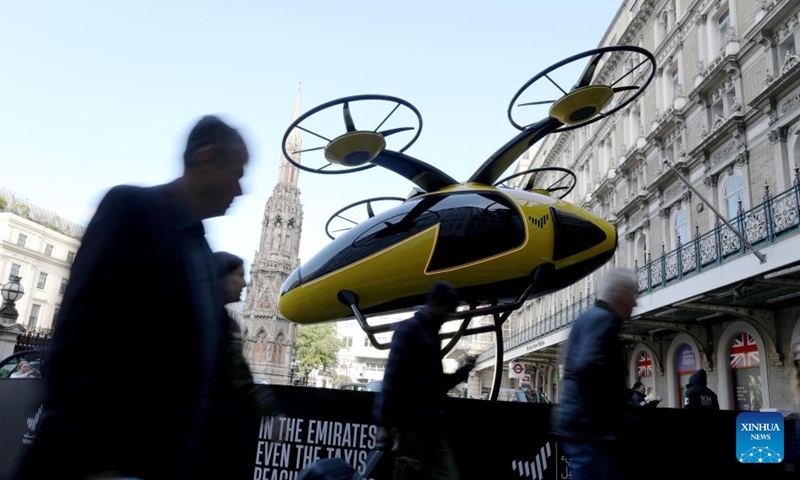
left=373, top=307, right=470, bottom=429
left=16, top=184, right=233, bottom=480
left=550, top=301, right=629, bottom=442
left=684, top=369, right=719, bottom=410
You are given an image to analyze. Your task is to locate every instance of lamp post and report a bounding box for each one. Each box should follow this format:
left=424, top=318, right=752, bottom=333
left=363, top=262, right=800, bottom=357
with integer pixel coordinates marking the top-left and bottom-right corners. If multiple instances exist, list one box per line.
left=0, top=276, right=24, bottom=325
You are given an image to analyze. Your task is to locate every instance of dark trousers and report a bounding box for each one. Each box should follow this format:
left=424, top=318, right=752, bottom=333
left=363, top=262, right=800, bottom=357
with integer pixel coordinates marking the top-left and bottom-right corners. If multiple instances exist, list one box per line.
left=561, top=439, right=626, bottom=480
left=391, top=427, right=460, bottom=480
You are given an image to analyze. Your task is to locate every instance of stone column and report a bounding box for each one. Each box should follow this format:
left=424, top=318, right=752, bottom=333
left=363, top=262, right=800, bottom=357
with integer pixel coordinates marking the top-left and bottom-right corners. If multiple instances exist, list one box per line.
left=770, top=127, right=791, bottom=190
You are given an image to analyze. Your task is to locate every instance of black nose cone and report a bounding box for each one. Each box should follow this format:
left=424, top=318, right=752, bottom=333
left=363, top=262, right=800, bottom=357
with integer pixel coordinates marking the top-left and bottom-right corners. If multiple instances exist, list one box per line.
left=550, top=207, right=608, bottom=261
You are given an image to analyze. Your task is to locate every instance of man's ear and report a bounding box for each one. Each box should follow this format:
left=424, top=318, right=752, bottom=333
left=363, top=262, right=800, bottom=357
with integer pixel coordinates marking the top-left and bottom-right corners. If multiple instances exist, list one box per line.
left=188, top=145, right=218, bottom=170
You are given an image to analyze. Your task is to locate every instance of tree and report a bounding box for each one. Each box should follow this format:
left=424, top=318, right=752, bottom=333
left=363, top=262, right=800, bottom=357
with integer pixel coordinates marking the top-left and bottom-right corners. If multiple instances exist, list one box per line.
left=296, top=324, right=343, bottom=382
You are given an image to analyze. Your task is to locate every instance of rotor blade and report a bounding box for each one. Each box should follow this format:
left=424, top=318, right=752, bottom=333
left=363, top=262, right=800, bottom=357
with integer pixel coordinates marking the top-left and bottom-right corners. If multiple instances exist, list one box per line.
left=524, top=172, right=538, bottom=191
left=612, top=86, right=639, bottom=93
left=574, top=52, right=604, bottom=89
left=335, top=214, right=359, bottom=226
left=292, top=146, right=325, bottom=154
left=610, top=58, right=649, bottom=87
left=373, top=103, right=402, bottom=132
left=545, top=74, right=568, bottom=95
left=343, top=102, right=356, bottom=132
left=378, top=126, right=414, bottom=137
left=517, top=100, right=557, bottom=107
left=366, top=202, right=375, bottom=218
left=297, top=125, right=332, bottom=143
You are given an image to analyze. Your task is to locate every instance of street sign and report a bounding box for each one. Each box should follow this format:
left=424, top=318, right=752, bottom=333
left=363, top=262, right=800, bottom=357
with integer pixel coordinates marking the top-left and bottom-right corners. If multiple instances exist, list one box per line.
left=509, top=361, right=524, bottom=379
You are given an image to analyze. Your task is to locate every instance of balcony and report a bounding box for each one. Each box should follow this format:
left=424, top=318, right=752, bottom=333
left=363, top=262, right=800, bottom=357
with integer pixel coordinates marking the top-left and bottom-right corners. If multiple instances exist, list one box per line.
left=635, top=182, right=800, bottom=293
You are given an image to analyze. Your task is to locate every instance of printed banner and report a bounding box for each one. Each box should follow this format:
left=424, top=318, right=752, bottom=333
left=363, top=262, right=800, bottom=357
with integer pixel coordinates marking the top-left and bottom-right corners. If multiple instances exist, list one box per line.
left=0, top=382, right=795, bottom=479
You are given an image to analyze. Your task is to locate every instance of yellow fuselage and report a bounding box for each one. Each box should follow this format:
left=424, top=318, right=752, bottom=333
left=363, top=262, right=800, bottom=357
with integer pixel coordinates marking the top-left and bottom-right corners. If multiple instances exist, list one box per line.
left=279, top=183, right=616, bottom=324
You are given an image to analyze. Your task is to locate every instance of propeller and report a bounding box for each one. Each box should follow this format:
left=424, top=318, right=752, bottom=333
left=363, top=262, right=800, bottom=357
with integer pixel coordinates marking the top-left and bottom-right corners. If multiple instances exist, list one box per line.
left=574, top=52, right=604, bottom=89
left=378, top=126, right=415, bottom=137
left=343, top=102, right=356, bottom=132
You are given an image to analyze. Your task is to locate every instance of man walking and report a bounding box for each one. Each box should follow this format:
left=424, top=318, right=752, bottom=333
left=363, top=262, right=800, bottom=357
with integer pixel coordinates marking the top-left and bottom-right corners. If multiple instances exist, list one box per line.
left=16, top=116, right=250, bottom=480
left=374, top=281, right=475, bottom=480
left=550, top=268, right=639, bottom=480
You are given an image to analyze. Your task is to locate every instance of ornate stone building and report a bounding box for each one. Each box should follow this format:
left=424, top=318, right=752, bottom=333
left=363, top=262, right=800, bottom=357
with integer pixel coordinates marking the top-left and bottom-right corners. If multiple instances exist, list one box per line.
left=474, top=0, right=800, bottom=411
left=0, top=187, right=83, bottom=332
left=241, top=85, right=304, bottom=384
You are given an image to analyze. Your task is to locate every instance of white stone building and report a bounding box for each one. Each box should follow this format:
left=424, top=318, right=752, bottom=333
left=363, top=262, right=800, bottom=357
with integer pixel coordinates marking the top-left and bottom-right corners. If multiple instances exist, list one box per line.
left=0, top=187, right=83, bottom=332
left=473, top=0, right=800, bottom=412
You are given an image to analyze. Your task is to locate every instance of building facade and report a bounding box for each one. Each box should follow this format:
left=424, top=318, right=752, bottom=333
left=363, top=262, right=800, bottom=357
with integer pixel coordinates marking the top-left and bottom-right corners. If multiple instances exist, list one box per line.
left=474, top=0, right=800, bottom=411
left=240, top=85, right=304, bottom=385
left=0, top=187, right=83, bottom=332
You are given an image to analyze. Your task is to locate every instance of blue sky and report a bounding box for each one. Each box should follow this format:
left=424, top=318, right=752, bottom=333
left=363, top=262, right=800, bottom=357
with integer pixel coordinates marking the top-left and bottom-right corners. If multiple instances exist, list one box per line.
left=0, top=1, right=620, bottom=279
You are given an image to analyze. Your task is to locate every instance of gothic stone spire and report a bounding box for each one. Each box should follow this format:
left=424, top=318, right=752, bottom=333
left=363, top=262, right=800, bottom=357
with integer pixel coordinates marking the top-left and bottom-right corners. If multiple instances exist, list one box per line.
left=242, top=82, right=304, bottom=384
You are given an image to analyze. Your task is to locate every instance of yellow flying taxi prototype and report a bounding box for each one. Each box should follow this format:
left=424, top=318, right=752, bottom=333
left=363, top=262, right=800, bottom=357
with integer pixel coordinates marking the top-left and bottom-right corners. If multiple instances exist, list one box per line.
left=277, top=46, right=655, bottom=396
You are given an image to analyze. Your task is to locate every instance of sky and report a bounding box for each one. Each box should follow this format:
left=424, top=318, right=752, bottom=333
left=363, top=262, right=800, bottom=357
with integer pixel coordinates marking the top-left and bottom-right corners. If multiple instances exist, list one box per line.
left=0, top=1, right=621, bottom=281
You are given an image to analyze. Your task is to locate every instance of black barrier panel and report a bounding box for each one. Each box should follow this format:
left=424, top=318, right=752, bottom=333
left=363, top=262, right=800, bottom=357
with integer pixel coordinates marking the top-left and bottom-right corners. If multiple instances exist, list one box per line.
left=0, top=379, right=45, bottom=480
left=1, top=382, right=797, bottom=479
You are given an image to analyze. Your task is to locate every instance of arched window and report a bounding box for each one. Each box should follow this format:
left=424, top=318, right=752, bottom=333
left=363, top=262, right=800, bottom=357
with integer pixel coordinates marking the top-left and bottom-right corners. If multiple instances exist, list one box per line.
left=674, top=208, right=688, bottom=247
left=730, top=332, right=762, bottom=411
left=674, top=343, right=696, bottom=408
left=723, top=174, right=743, bottom=219
left=633, top=348, right=657, bottom=401
left=253, top=330, right=268, bottom=364
left=272, top=332, right=285, bottom=364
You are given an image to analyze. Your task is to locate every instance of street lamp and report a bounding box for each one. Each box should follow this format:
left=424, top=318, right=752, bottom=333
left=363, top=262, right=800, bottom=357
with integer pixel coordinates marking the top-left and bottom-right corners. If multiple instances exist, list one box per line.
left=0, top=276, right=24, bottom=325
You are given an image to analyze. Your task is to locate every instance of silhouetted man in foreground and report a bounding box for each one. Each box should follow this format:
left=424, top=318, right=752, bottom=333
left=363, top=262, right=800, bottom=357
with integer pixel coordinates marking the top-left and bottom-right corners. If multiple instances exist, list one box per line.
left=16, top=116, right=250, bottom=480
left=374, top=281, right=476, bottom=480
left=550, top=268, right=638, bottom=480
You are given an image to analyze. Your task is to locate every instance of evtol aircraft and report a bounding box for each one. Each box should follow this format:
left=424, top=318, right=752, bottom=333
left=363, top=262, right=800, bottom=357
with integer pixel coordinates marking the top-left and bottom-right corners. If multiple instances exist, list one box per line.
left=277, top=46, right=656, bottom=397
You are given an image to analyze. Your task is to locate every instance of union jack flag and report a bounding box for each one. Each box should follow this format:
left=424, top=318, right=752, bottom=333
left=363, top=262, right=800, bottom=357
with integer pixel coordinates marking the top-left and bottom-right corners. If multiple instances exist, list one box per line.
left=637, top=351, right=653, bottom=378
left=730, top=333, right=759, bottom=368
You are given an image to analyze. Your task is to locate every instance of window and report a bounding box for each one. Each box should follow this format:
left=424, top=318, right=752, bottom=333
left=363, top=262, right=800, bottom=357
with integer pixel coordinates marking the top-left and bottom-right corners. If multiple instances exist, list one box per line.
left=271, top=333, right=285, bottom=364
left=44, top=244, right=53, bottom=256
left=66, top=251, right=75, bottom=263
left=343, top=336, right=353, bottom=347
left=37, top=272, right=48, bottom=290
left=17, top=234, right=27, bottom=247
left=28, top=304, right=41, bottom=329
left=674, top=209, right=688, bottom=246
left=364, top=337, right=371, bottom=347
left=59, top=278, right=68, bottom=295
left=671, top=69, right=680, bottom=99
left=724, top=175, right=744, bottom=219
left=53, top=306, right=60, bottom=325
left=8, top=263, right=20, bottom=281
left=718, top=10, right=730, bottom=50
left=630, top=0, right=640, bottom=16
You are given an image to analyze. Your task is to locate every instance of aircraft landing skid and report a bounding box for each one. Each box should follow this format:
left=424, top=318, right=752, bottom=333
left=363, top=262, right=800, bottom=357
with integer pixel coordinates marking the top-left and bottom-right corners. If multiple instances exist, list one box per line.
left=337, top=263, right=553, bottom=401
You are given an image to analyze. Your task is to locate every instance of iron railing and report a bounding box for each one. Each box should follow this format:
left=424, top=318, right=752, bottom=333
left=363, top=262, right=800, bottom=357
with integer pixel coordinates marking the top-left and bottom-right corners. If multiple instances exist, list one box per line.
left=635, top=181, right=800, bottom=293
left=477, top=294, right=596, bottom=362
left=477, top=181, right=800, bottom=363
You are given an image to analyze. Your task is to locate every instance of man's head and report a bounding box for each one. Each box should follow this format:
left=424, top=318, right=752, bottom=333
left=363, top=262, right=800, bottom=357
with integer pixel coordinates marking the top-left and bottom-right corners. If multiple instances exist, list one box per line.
left=213, top=251, right=246, bottom=304
left=182, top=115, right=249, bottom=219
left=18, top=362, right=31, bottom=373
left=425, top=281, right=460, bottom=324
left=597, top=268, right=638, bottom=321
left=633, top=381, right=645, bottom=394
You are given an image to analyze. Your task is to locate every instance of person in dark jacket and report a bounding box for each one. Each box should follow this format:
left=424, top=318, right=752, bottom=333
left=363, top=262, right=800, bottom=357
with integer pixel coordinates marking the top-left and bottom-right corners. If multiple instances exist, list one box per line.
left=683, top=369, right=719, bottom=410
left=15, top=116, right=250, bottom=480
left=629, top=381, right=661, bottom=408
left=214, top=251, right=283, bottom=480
left=373, top=281, right=475, bottom=480
left=550, top=268, right=638, bottom=480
